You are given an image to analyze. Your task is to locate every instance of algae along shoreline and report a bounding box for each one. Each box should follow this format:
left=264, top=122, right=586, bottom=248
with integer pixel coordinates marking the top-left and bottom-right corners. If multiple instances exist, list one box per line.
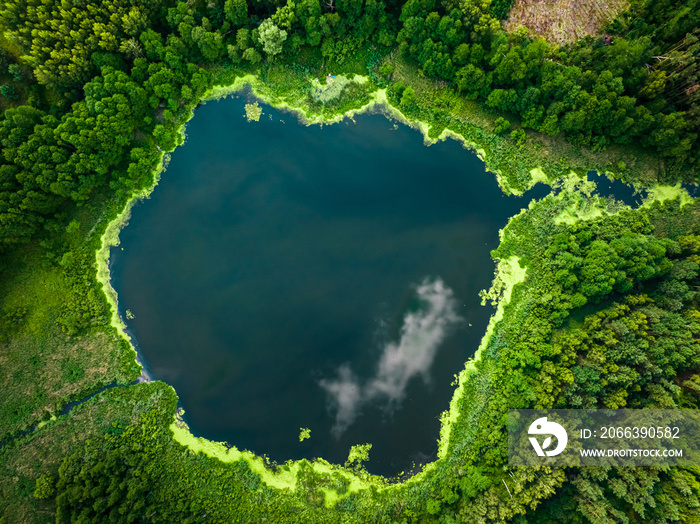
left=2, top=50, right=699, bottom=520
left=97, top=69, right=693, bottom=485
left=78, top=75, right=543, bottom=496
left=107, top=91, right=562, bottom=477
left=2, top=0, right=700, bottom=516
left=88, top=71, right=548, bottom=488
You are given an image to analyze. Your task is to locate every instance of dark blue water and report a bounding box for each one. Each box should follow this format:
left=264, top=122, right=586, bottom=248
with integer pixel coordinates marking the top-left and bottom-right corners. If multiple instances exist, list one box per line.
left=111, top=96, right=550, bottom=476
left=590, top=172, right=646, bottom=207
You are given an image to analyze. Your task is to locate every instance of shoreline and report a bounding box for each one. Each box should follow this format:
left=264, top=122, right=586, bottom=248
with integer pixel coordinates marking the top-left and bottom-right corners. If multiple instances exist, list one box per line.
left=204, top=75, right=545, bottom=196
left=90, top=69, right=695, bottom=496
left=174, top=74, right=534, bottom=488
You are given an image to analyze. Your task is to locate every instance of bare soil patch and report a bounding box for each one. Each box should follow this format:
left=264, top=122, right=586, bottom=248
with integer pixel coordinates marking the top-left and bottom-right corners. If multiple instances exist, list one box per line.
left=505, top=0, right=628, bottom=44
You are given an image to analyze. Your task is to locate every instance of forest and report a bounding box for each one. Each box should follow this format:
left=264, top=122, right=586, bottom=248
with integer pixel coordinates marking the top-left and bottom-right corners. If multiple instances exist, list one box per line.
left=0, top=0, right=699, bottom=521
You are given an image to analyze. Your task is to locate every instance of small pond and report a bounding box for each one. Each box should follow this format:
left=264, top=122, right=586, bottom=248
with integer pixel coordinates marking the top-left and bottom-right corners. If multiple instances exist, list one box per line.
left=111, top=94, right=596, bottom=475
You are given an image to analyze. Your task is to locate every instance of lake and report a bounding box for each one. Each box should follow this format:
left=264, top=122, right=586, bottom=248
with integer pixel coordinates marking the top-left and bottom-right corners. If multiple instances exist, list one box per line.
left=111, top=94, right=557, bottom=476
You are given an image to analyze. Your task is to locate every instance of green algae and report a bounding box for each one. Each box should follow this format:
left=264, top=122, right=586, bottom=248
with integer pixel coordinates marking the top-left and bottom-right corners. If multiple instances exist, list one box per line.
left=642, top=184, right=694, bottom=208
left=529, top=167, right=549, bottom=187
left=95, top=153, right=166, bottom=370
left=345, top=443, right=372, bottom=467
left=169, top=417, right=379, bottom=507
left=201, top=75, right=518, bottom=194
left=96, top=70, right=654, bottom=498
left=101, top=71, right=548, bottom=492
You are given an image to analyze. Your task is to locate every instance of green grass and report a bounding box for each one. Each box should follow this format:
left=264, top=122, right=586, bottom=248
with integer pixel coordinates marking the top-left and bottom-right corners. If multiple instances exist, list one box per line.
left=0, top=248, right=135, bottom=438
left=249, top=62, right=376, bottom=122
left=0, top=382, right=175, bottom=523
left=0, top=187, right=142, bottom=439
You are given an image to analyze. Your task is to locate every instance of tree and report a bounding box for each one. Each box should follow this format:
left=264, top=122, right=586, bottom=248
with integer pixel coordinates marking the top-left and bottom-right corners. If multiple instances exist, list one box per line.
left=224, top=0, right=248, bottom=26
left=485, top=88, right=518, bottom=111
left=120, top=38, right=144, bottom=58
left=0, top=84, right=18, bottom=100
left=400, top=86, right=415, bottom=107
left=272, top=1, right=297, bottom=31
left=455, top=64, right=489, bottom=98
left=378, top=62, right=394, bottom=77
left=491, top=0, right=514, bottom=19
left=579, top=240, right=626, bottom=299
left=33, top=473, right=55, bottom=499
left=242, top=48, right=262, bottom=64
left=0, top=0, right=159, bottom=88
left=7, top=64, right=23, bottom=81
left=257, top=19, right=288, bottom=57
left=191, top=26, right=224, bottom=62
left=494, top=116, right=511, bottom=134
left=237, top=28, right=250, bottom=49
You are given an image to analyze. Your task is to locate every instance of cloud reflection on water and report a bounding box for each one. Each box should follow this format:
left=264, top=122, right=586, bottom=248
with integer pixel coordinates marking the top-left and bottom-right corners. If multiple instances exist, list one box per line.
left=320, top=277, right=462, bottom=437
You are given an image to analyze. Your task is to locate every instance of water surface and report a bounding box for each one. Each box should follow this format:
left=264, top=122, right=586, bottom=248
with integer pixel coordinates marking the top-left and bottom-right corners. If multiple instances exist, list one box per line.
left=111, top=96, right=549, bottom=475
